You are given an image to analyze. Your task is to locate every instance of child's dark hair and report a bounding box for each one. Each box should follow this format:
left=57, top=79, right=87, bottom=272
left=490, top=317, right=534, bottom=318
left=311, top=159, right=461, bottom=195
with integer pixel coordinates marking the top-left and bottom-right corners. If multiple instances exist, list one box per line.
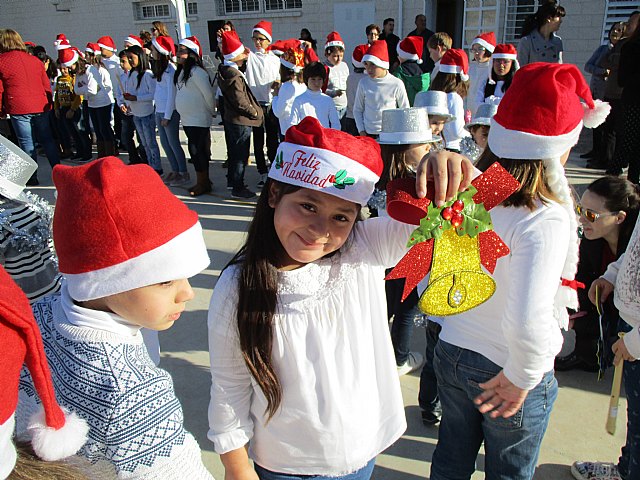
left=126, top=45, right=150, bottom=89
left=475, top=146, right=561, bottom=210
left=151, top=45, right=170, bottom=82
left=485, top=59, right=516, bottom=96
left=427, top=32, right=453, bottom=50
left=521, top=0, right=566, bottom=37
left=279, top=64, right=303, bottom=83
left=430, top=72, right=469, bottom=98
left=377, top=144, right=418, bottom=190
left=324, top=45, right=344, bottom=56
left=174, top=47, right=205, bottom=85
left=587, top=177, right=640, bottom=253
left=303, top=61, right=327, bottom=83
left=226, top=179, right=361, bottom=420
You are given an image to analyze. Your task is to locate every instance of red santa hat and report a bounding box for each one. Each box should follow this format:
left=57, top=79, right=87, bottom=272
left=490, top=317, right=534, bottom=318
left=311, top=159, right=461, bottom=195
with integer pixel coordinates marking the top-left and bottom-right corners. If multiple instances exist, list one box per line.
left=24, top=41, right=36, bottom=47
left=58, top=47, right=79, bottom=67
left=85, top=42, right=100, bottom=55
left=279, top=41, right=306, bottom=73
left=220, top=30, right=245, bottom=61
left=351, top=44, right=368, bottom=68
left=471, top=31, right=497, bottom=53
left=52, top=157, right=210, bottom=302
left=362, top=40, right=389, bottom=70
left=96, top=36, right=117, bottom=52
left=151, top=35, right=175, bottom=57
left=125, top=34, right=144, bottom=48
left=268, top=39, right=287, bottom=55
left=397, top=35, right=423, bottom=64
left=54, top=33, right=71, bottom=51
left=180, top=35, right=202, bottom=57
left=253, top=20, right=273, bottom=43
left=488, top=63, right=611, bottom=327
left=324, top=31, right=345, bottom=51
left=269, top=117, right=382, bottom=206
left=439, top=48, right=469, bottom=81
left=492, top=43, right=518, bottom=65
left=0, top=265, right=88, bottom=478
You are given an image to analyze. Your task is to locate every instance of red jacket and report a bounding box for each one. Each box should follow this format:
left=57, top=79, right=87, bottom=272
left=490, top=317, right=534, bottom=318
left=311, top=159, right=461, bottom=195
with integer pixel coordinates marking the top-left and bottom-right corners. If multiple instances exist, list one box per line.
left=0, top=50, right=53, bottom=115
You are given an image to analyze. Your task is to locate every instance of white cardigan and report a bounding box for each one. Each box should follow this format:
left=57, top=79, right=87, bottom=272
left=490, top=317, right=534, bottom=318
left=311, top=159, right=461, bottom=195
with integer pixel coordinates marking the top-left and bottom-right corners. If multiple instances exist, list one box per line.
left=175, top=67, right=215, bottom=128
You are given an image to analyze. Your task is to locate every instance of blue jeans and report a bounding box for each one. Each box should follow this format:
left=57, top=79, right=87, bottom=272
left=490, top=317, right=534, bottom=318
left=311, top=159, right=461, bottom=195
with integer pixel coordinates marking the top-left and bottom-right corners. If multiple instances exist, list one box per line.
left=419, top=320, right=441, bottom=414
left=227, top=122, right=252, bottom=191
left=254, top=459, right=375, bottom=480
left=88, top=104, right=114, bottom=142
left=431, top=340, right=558, bottom=480
left=10, top=113, right=60, bottom=168
left=58, top=107, right=92, bottom=159
left=133, top=113, right=162, bottom=172
left=156, top=111, right=187, bottom=173
left=617, top=320, right=640, bottom=480
left=387, top=279, right=420, bottom=365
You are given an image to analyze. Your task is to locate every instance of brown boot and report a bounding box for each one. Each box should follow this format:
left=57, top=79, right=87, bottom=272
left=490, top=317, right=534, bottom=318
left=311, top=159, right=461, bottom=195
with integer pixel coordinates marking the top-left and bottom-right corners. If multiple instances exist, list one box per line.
left=103, top=141, right=115, bottom=156
left=189, top=170, right=212, bottom=196
left=96, top=140, right=105, bottom=158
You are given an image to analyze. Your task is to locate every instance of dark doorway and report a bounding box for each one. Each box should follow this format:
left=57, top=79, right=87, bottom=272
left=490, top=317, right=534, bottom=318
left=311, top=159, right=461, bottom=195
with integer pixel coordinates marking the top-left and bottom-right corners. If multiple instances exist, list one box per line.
left=435, top=0, right=464, bottom=47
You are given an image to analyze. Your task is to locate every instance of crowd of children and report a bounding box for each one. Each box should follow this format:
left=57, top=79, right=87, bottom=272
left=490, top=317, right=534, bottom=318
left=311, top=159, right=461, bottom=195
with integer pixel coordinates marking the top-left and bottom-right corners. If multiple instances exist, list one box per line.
left=2, top=8, right=640, bottom=480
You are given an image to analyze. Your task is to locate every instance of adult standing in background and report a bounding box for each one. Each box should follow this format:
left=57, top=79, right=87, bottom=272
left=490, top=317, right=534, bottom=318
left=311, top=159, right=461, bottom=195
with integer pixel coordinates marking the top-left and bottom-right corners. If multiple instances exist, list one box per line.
left=379, top=18, right=400, bottom=71
left=366, top=24, right=381, bottom=46
left=408, top=14, right=435, bottom=73
left=151, top=21, right=170, bottom=38
left=0, top=29, right=59, bottom=185
left=517, top=0, right=565, bottom=66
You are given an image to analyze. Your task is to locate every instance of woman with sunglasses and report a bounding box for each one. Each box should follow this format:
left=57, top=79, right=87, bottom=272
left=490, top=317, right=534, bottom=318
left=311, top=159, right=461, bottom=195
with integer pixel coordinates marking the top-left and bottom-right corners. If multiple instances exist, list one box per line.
left=555, top=176, right=640, bottom=373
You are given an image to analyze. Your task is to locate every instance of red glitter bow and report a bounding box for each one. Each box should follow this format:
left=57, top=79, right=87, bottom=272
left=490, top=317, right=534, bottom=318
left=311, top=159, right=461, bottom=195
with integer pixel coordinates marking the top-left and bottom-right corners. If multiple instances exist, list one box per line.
left=385, top=162, right=520, bottom=301
left=561, top=278, right=586, bottom=290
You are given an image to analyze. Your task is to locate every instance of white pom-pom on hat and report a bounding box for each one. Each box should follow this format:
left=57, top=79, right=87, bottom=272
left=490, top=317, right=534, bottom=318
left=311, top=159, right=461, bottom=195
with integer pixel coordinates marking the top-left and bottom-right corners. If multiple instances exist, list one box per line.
left=28, top=408, right=89, bottom=461
left=583, top=99, right=611, bottom=129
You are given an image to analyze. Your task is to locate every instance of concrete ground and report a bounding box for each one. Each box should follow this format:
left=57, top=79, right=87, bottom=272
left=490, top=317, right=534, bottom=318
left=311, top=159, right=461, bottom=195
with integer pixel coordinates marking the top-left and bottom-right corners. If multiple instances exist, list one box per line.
left=28, top=125, right=628, bottom=479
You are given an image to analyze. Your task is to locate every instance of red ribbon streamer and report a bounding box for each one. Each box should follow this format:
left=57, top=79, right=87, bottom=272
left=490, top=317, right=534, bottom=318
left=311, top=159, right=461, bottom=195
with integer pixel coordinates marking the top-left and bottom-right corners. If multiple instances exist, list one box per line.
left=561, top=278, right=586, bottom=290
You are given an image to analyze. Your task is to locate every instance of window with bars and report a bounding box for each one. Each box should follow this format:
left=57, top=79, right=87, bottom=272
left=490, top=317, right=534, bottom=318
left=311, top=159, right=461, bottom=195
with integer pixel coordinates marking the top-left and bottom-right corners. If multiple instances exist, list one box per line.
left=601, top=0, right=639, bottom=43
left=503, top=0, right=542, bottom=43
left=217, top=0, right=301, bottom=15
left=187, top=1, right=198, bottom=14
left=136, top=2, right=171, bottom=19
left=462, top=0, right=500, bottom=48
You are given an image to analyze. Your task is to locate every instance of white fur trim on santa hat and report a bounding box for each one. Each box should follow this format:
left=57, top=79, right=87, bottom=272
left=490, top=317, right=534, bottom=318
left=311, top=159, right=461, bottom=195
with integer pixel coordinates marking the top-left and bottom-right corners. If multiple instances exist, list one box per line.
left=489, top=118, right=582, bottom=160
left=362, top=53, right=389, bottom=70
left=492, top=52, right=517, bottom=60
left=180, top=38, right=200, bottom=56
left=253, top=27, right=272, bottom=43
left=268, top=142, right=379, bottom=206
left=0, top=415, right=17, bottom=479
left=151, top=36, right=170, bottom=56
left=60, top=50, right=79, bottom=68
left=125, top=36, right=143, bottom=48
left=224, top=44, right=245, bottom=61
left=97, top=42, right=116, bottom=53
left=64, top=222, right=210, bottom=301
left=28, top=408, right=89, bottom=462
left=396, top=43, right=422, bottom=64
left=439, top=63, right=469, bottom=81
left=472, top=37, right=495, bottom=53
left=583, top=99, right=611, bottom=129
left=325, top=40, right=345, bottom=49
left=280, top=57, right=302, bottom=73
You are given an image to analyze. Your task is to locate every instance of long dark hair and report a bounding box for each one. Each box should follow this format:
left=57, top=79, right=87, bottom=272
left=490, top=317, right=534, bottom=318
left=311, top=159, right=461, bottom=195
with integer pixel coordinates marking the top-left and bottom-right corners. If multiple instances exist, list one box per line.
left=587, top=176, right=640, bottom=253
left=126, top=45, right=150, bottom=89
left=225, top=179, right=361, bottom=420
left=174, top=48, right=204, bottom=85
left=484, top=59, right=517, bottom=97
left=377, top=144, right=418, bottom=190
left=521, top=1, right=566, bottom=37
left=430, top=72, right=470, bottom=98
left=152, top=49, right=170, bottom=82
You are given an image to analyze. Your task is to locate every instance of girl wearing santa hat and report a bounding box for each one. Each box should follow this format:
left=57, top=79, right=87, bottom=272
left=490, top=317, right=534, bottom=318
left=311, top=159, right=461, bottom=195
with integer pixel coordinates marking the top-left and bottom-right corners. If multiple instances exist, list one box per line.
left=474, top=43, right=519, bottom=107
left=467, top=31, right=496, bottom=116
left=323, top=32, right=349, bottom=124
left=429, top=63, right=610, bottom=480
left=208, top=116, right=474, bottom=480
left=429, top=48, right=472, bottom=153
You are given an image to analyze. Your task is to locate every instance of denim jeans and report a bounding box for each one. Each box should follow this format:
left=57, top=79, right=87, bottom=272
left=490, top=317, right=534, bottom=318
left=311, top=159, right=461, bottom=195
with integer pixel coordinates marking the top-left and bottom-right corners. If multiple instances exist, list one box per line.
left=431, top=340, right=558, bottom=480
left=88, top=104, right=114, bottom=142
left=254, top=459, right=375, bottom=480
left=120, top=113, right=141, bottom=163
left=227, top=122, right=252, bottom=191
left=183, top=126, right=211, bottom=172
left=156, top=111, right=187, bottom=174
left=419, top=320, right=442, bottom=414
left=617, top=320, right=640, bottom=480
left=133, top=113, right=162, bottom=172
left=10, top=113, right=60, bottom=168
left=387, top=279, right=421, bottom=365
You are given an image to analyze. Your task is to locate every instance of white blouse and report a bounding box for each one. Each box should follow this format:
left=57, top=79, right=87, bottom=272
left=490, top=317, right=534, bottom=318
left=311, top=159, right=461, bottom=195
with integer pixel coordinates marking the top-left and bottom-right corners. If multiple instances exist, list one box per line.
left=208, top=216, right=413, bottom=475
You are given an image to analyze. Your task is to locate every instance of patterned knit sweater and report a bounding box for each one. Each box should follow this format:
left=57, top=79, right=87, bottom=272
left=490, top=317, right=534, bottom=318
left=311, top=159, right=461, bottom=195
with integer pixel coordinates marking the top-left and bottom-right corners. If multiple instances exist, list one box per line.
left=17, top=291, right=214, bottom=479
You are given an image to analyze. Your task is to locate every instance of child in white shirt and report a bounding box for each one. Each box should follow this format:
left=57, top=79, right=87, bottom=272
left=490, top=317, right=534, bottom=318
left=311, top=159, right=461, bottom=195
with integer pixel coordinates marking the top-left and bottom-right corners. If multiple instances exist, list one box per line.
left=323, top=32, right=350, bottom=122
left=290, top=61, right=341, bottom=130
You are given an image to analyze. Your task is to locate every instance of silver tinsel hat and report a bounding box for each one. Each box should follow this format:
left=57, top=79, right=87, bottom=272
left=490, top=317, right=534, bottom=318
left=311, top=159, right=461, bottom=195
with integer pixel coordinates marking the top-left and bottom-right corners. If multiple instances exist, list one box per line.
left=414, top=91, right=455, bottom=122
left=0, top=136, right=37, bottom=201
left=378, top=107, right=441, bottom=145
left=465, top=100, right=499, bottom=130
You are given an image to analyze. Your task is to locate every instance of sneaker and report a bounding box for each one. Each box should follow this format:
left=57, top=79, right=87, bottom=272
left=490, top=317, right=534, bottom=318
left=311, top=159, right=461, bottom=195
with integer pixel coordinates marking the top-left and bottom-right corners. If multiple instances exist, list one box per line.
left=162, top=172, right=178, bottom=184
left=571, top=461, right=621, bottom=480
left=257, top=173, right=268, bottom=188
left=397, top=351, right=424, bottom=376
left=170, top=172, right=191, bottom=187
left=231, top=187, right=257, bottom=199
left=421, top=409, right=441, bottom=426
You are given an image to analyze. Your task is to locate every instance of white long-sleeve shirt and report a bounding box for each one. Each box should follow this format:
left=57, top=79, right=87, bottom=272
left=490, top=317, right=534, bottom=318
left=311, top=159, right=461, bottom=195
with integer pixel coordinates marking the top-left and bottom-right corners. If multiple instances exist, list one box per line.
left=245, top=50, right=281, bottom=104
left=353, top=73, right=409, bottom=135
left=101, top=54, right=123, bottom=104
left=208, top=216, right=413, bottom=475
left=438, top=201, right=570, bottom=390
left=346, top=71, right=365, bottom=119
left=467, top=60, right=491, bottom=115
left=175, top=67, right=215, bottom=128
left=154, top=62, right=177, bottom=119
left=290, top=89, right=341, bottom=130
left=124, top=69, right=156, bottom=117
left=74, top=65, right=114, bottom=108
left=272, top=80, right=307, bottom=134
left=442, top=91, right=470, bottom=151
left=325, top=61, right=349, bottom=110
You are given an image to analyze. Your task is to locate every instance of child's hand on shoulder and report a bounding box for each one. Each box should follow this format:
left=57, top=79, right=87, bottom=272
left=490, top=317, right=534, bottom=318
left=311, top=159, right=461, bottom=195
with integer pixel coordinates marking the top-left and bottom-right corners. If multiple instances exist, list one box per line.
left=415, top=150, right=474, bottom=207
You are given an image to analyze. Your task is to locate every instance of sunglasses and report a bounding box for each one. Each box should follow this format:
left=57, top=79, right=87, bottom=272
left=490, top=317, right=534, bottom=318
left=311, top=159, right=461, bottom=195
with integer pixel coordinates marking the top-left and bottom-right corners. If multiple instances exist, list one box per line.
left=575, top=204, right=618, bottom=223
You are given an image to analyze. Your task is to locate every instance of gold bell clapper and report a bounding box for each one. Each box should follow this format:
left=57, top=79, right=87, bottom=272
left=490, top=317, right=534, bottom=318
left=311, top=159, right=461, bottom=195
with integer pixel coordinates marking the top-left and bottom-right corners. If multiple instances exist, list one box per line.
left=385, top=162, right=520, bottom=317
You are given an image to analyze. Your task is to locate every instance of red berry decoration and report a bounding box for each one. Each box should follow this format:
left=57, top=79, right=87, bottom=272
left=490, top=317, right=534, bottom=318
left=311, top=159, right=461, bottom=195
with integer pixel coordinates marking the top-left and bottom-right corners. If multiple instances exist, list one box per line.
left=441, top=207, right=453, bottom=220
left=451, top=212, right=464, bottom=227
left=452, top=200, right=465, bottom=212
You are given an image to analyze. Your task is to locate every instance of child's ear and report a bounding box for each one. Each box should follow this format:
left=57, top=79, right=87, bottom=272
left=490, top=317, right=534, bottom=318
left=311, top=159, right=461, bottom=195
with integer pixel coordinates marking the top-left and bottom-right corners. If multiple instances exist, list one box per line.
left=267, top=181, right=280, bottom=208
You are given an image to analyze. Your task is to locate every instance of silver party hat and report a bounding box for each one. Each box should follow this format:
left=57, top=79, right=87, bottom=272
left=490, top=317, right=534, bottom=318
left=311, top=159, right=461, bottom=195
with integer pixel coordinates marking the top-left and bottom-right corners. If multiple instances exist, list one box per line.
left=413, top=90, right=454, bottom=121
left=378, top=107, right=440, bottom=144
left=0, top=136, right=38, bottom=200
